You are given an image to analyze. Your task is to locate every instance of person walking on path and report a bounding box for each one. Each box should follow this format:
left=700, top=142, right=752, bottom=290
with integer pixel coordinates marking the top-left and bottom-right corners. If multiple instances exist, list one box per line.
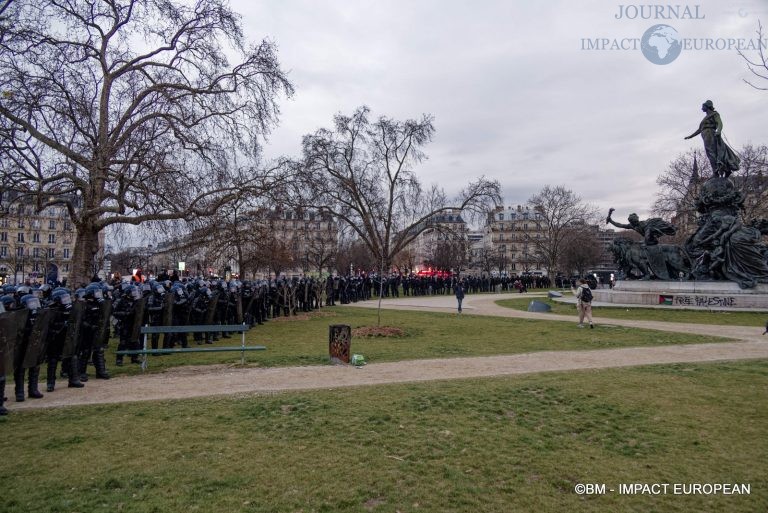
left=454, top=279, right=465, bottom=314
left=574, top=278, right=594, bottom=329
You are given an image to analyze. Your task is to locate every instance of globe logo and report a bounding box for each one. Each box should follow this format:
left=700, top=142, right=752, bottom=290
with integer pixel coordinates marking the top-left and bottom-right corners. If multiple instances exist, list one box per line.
left=641, top=24, right=682, bottom=65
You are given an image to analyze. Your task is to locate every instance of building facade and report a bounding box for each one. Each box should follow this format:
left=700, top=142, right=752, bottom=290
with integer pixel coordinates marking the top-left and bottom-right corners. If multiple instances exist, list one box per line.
left=0, top=190, right=82, bottom=285
left=484, top=205, right=545, bottom=275
left=404, top=208, right=470, bottom=273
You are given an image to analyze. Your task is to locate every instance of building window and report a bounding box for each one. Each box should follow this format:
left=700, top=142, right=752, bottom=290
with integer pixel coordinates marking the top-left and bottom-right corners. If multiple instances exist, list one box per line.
left=64, top=263, right=69, bottom=272
left=0, top=232, right=6, bottom=242
left=16, top=247, right=24, bottom=257
left=63, top=221, right=72, bottom=231
left=33, top=262, right=40, bottom=272
left=48, top=248, right=55, bottom=258
left=33, top=232, right=40, bottom=243
left=0, top=246, right=6, bottom=257
left=17, top=232, right=24, bottom=243
left=63, top=248, right=70, bottom=259
left=48, top=234, right=55, bottom=244
left=49, top=220, right=56, bottom=230
left=33, top=248, right=40, bottom=258
left=17, top=219, right=24, bottom=229
left=498, top=214, right=504, bottom=221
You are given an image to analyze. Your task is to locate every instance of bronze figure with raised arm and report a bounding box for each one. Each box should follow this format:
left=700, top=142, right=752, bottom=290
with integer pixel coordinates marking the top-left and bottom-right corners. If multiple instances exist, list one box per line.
left=684, top=100, right=740, bottom=177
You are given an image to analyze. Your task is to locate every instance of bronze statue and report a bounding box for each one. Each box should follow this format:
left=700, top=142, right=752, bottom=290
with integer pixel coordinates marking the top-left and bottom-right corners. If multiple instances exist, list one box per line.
left=606, top=209, right=681, bottom=280
left=699, top=216, right=768, bottom=289
left=606, top=209, right=676, bottom=246
left=684, top=100, right=740, bottom=177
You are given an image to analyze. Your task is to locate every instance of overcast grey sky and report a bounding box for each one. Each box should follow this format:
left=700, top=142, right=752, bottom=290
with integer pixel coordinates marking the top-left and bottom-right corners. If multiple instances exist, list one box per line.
left=232, top=0, right=766, bottom=220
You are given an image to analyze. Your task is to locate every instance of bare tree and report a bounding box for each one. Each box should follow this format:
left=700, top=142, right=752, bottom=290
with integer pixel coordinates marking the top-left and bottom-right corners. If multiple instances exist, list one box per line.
left=738, top=21, right=768, bottom=91
left=654, top=144, right=768, bottom=238
left=297, top=106, right=501, bottom=323
left=334, top=238, right=376, bottom=276
left=526, top=185, right=598, bottom=278
left=0, top=0, right=293, bottom=284
left=472, top=246, right=495, bottom=276
left=428, top=239, right=469, bottom=272
left=392, top=245, right=418, bottom=274
left=558, top=225, right=603, bottom=277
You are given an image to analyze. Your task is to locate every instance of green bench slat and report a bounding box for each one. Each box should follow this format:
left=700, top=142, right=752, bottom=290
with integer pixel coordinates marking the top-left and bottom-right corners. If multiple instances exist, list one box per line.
left=139, top=324, right=248, bottom=334
left=115, top=346, right=266, bottom=355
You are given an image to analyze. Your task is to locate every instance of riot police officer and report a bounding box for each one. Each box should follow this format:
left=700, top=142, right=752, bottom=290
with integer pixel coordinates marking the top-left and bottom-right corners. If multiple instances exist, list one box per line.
left=78, top=283, right=110, bottom=380
left=113, top=284, right=143, bottom=366
left=45, top=289, right=85, bottom=391
left=14, top=294, right=46, bottom=401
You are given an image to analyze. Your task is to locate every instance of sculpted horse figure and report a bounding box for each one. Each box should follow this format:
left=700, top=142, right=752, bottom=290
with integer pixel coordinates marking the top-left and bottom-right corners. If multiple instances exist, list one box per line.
left=610, top=237, right=691, bottom=280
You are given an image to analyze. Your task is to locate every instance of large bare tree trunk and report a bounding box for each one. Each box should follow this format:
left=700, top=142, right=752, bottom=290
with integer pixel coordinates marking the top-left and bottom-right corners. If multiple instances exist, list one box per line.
left=70, top=223, right=100, bottom=286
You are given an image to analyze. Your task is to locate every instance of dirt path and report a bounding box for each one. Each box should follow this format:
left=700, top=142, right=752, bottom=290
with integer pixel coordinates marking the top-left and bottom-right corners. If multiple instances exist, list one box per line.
left=12, top=293, right=768, bottom=410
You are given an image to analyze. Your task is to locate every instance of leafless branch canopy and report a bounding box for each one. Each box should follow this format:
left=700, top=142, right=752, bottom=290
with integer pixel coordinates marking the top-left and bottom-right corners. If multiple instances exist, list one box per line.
left=0, top=0, right=293, bottom=282
left=737, top=21, right=768, bottom=91
left=527, top=185, right=599, bottom=277
left=296, top=106, right=501, bottom=269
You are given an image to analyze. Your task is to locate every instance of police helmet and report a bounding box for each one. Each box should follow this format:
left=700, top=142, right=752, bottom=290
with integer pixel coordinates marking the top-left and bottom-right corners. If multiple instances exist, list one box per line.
left=0, top=295, right=14, bottom=310
left=85, top=283, right=104, bottom=300
left=51, top=289, right=73, bottom=307
left=20, top=294, right=42, bottom=311
left=128, top=285, right=142, bottom=301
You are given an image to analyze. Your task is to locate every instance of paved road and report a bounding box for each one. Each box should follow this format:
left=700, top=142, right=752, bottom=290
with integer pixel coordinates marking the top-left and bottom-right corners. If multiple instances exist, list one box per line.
left=11, top=293, right=767, bottom=410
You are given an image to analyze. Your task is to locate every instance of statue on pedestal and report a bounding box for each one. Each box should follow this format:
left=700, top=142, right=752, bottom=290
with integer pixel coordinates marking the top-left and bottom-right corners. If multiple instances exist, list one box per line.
left=684, top=100, right=740, bottom=178
left=606, top=209, right=688, bottom=280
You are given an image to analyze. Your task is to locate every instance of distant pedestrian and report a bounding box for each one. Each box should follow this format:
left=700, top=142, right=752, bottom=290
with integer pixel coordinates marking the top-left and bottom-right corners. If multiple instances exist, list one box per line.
left=454, top=280, right=465, bottom=314
left=574, top=278, right=594, bottom=329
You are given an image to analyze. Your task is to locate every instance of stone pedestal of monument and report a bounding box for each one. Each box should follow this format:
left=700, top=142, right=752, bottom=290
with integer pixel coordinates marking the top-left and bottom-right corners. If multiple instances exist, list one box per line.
left=594, top=281, right=768, bottom=309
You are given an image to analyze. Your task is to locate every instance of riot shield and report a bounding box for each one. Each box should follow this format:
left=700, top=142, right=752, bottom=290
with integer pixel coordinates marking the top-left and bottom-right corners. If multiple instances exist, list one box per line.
left=183, top=304, right=193, bottom=325
left=0, top=310, right=29, bottom=374
left=244, top=293, right=256, bottom=325
left=23, top=308, right=54, bottom=368
left=95, top=298, right=113, bottom=348
left=12, top=310, right=32, bottom=369
left=62, top=301, right=84, bottom=358
left=162, top=293, right=174, bottom=327
left=235, top=293, right=243, bottom=324
left=161, top=293, right=174, bottom=347
left=205, top=292, right=220, bottom=325
left=130, top=297, right=148, bottom=346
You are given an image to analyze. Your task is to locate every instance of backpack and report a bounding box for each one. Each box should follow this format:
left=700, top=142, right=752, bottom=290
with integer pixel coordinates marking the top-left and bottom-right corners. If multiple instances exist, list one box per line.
left=580, top=286, right=593, bottom=303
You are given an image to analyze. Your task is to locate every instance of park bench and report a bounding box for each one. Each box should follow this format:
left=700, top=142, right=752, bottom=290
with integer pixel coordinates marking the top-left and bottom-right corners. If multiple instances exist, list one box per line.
left=115, top=324, right=266, bottom=371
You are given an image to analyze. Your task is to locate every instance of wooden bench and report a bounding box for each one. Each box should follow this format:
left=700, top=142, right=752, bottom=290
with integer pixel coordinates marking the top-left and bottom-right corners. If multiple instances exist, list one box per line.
left=115, top=324, right=266, bottom=371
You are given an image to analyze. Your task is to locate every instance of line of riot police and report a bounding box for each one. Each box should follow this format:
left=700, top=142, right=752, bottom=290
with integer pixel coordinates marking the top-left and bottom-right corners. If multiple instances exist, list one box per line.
left=0, top=281, right=115, bottom=415
left=0, top=275, right=335, bottom=415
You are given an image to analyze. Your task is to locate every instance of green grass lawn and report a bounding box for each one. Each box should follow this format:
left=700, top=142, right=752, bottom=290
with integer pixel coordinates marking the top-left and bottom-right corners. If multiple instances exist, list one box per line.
left=2, top=360, right=766, bottom=512
left=100, top=306, right=729, bottom=377
left=496, top=297, right=768, bottom=326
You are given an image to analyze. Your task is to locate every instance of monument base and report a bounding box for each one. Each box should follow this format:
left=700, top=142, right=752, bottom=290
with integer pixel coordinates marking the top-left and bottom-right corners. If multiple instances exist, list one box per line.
left=593, top=281, right=768, bottom=310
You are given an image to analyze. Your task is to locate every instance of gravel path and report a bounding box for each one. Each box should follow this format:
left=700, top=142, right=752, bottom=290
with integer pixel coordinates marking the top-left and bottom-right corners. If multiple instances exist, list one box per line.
left=12, top=293, right=768, bottom=410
